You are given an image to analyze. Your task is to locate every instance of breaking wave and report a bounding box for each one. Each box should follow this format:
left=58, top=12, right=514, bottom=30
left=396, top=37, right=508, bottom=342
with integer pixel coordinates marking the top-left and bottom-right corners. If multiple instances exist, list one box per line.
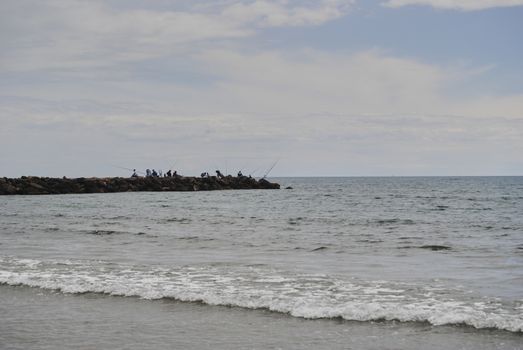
left=1, top=256, right=521, bottom=333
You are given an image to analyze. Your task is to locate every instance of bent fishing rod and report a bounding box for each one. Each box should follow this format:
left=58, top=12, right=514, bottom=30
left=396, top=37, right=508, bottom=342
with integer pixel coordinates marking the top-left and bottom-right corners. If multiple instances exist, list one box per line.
left=262, top=159, right=279, bottom=180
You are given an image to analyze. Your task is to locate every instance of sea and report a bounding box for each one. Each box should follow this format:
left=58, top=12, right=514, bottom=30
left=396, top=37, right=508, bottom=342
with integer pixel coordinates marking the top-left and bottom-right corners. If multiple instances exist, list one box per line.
left=1, top=177, right=522, bottom=349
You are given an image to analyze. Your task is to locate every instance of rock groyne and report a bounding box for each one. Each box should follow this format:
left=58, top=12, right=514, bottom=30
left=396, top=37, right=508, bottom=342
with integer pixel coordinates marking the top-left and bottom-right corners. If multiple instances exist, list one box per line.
left=0, top=176, right=280, bottom=195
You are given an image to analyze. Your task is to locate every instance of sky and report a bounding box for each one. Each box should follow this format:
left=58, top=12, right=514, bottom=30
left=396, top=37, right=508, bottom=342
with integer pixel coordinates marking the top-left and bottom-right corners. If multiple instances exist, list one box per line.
left=1, top=0, right=522, bottom=177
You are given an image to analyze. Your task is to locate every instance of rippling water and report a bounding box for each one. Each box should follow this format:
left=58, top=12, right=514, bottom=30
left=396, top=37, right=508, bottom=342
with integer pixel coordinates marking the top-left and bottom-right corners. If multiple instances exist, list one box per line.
left=1, top=177, right=522, bottom=348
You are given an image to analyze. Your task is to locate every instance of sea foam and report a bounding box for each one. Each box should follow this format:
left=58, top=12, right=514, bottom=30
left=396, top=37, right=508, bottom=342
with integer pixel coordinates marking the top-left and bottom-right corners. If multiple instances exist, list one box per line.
left=1, top=256, right=521, bottom=333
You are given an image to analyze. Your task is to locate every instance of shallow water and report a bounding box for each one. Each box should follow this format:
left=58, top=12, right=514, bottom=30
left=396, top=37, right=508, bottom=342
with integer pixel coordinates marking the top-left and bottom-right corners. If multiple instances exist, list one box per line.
left=2, top=285, right=522, bottom=350
left=1, top=177, right=522, bottom=348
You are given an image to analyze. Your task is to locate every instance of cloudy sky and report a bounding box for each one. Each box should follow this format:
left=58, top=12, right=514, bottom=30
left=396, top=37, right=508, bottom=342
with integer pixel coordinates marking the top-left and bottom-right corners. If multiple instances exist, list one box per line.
left=1, top=0, right=522, bottom=177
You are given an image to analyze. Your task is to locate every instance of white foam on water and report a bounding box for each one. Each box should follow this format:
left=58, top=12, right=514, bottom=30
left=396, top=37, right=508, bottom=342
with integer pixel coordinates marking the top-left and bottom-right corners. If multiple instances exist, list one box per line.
left=1, top=256, right=522, bottom=333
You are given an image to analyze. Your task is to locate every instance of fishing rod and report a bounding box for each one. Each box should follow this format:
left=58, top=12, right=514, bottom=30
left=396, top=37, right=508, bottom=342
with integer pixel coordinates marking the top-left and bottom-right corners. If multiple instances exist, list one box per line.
left=262, top=159, right=279, bottom=180
left=110, top=165, right=145, bottom=175
left=249, top=166, right=260, bottom=177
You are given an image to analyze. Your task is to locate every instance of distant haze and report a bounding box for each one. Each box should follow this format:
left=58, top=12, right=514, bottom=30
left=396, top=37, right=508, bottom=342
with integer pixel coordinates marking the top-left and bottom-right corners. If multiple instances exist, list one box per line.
left=1, top=1, right=522, bottom=177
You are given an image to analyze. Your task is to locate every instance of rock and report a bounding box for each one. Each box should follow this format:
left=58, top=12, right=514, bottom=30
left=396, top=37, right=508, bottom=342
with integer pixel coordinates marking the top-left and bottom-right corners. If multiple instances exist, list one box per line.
left=258, top=178, right=280, bottom=189
left=0, top=176, right=281, bottom=195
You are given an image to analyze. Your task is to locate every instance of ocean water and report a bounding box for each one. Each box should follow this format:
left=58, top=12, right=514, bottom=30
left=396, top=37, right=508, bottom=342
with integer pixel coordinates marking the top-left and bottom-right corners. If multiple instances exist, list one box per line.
left=1, top=177, right=522, bottom=349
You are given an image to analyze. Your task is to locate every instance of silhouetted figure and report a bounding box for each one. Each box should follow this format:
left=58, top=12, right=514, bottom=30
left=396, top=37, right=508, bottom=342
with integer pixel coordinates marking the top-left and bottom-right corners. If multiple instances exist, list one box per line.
left=166, top=170, right=172, bottom=177
left=152, top=169, right=158, bottom=177
left=237, top=171, right=243, bottom=177
left=146, top=169, right=151, bottom=177
left=132, top=169, right=138, bottom=177
left=216, top=170, right=224, bottom=178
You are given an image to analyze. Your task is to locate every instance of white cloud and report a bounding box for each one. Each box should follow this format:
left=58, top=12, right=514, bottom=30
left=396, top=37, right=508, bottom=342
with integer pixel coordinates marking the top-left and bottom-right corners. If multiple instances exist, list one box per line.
left=0, top=1, right=245, bottom=72
left=193, top=49, right=463, bottom=116
left=382, top=0, right=523, bottom=11
left=453, top=94, right=523, bottom=118
left=4, top=47, right=522, bottom=122
left=3, top=48, right=521, bottom=150
left=0, top=0, right=354, bottom=72
left=2, top=93, right=521, bottom=176
left=221, top=0, right=353, bottom=27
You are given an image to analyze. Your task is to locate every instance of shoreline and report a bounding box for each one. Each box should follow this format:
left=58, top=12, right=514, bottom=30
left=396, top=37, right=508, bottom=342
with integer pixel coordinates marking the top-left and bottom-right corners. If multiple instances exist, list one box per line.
left=0, top=175, right=280, bottom=195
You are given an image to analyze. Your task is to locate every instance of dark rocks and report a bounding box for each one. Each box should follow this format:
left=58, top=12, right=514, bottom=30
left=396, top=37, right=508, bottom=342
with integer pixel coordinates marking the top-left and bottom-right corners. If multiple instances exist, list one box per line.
left=257, top=178, right=279, bottom=189
left=0, top=176, right=281, bottom=195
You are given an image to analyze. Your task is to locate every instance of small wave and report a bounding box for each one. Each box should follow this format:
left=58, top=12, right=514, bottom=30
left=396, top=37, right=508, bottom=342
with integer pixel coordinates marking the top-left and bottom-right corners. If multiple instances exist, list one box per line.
left=86, top=230, right=121, bottom=235
left=178, top=236, right=215, bottom=242
left=356, top=239, right=383, bottom=244
left=374, top=219, right=415, bottom=226
left=397, top=245, right=453, bottom=251
left=376, top=219, right=399, bottom=225
left=288, top=217, right=306, bottom=225
left=398, top=236, right=422, bottom=240
left=0, top=257, right=521, bottom=333
left=419, top=245, right=452, bottom=251
left=106, top=215, right=131, bottom=220
left=432, top=205, right=449, bottom=211
left=163, top=217, right=192, bottom=224
left=310, top=246, right=328, bottom=252
left=80, top=229, right=148, bottom=237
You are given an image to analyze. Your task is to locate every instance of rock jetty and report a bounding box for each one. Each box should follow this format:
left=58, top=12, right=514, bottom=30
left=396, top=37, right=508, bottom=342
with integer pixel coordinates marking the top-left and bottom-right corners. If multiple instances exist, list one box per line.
left=0, top=176, right=280, bottom=195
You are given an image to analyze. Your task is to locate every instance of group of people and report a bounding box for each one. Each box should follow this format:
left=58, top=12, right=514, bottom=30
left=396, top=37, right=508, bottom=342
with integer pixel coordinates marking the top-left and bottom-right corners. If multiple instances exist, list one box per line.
left=131, top=168, right=247, bottom=179
left=200, top=171, right=224, bottom=178
left=131, top=169, right=177, bottom=178
left=200, top=170, right=246, bottom=178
